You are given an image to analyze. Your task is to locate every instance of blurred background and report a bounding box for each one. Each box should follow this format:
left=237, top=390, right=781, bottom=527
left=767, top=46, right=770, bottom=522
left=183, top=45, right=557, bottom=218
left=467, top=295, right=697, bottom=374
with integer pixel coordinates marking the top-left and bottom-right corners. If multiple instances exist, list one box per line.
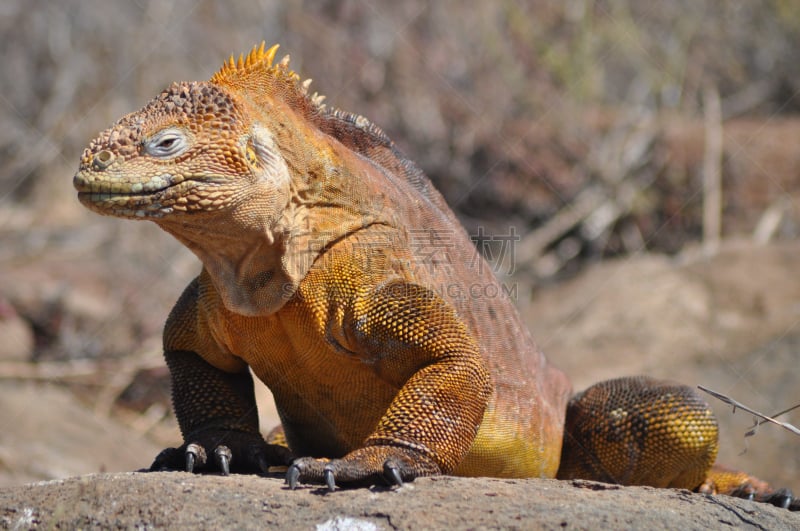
left=1, top=0, right=798, bottom=492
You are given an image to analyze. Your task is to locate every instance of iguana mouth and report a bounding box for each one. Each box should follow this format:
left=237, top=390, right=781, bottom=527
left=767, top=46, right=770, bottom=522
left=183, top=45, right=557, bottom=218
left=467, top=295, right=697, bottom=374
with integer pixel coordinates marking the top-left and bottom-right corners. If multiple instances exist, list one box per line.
left=74, top=172, right=211, bottom=218
left=73, top=172, right=180, bottom=196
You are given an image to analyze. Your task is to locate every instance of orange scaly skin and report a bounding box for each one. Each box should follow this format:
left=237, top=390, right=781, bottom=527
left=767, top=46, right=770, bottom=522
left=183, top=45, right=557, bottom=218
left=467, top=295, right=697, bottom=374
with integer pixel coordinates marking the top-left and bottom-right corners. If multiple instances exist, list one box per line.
left=74, top=43, right=795, bottom=508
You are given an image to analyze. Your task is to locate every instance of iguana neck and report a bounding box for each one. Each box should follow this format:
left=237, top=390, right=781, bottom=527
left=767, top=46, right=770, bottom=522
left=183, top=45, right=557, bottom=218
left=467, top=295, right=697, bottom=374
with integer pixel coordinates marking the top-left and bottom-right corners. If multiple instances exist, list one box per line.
left=157, top=188, right=383, bottom=317
left=157, top=213, right=295, bottom=317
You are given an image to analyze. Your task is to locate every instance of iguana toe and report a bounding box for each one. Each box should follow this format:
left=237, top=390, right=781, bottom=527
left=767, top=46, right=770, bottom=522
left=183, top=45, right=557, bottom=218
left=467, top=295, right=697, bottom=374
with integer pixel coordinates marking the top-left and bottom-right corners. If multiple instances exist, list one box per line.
left=214, top=445, right=232, bottom=476
left=739, top=486, right=798, bottom=511
left=148, top=447, right=187, bottom=472
left=285, top=447, right=440, bottom=489
left=383, top=460, right=404, bottom=487
left=286, top=463, right=301, bottom=490
left=285, top=457, right=336, bottom=490
left=323, top=465, right=336, bottom=492
left=185, top=443, right=207, bottom=472
left=758, top=488, right=795, bottom=510
left=150, top=430, right=292, bottom=475
left=702, top=466, right=797, bottom=510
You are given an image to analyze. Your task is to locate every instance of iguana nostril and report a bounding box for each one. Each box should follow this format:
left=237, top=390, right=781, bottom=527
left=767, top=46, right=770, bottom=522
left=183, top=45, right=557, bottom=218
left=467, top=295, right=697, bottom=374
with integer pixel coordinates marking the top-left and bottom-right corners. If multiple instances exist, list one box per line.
left=92, top=150, right=115, bottom=170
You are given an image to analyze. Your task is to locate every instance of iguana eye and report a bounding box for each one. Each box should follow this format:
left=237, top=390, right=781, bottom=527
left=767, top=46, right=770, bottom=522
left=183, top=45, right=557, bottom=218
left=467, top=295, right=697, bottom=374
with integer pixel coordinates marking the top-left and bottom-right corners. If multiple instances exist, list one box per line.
left=145, top=128, right=189, bottom=158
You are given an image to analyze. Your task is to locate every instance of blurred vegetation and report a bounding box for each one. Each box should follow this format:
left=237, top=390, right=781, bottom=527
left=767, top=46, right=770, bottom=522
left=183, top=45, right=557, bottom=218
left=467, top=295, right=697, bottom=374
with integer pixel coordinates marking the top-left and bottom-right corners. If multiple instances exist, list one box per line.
left=2, top=0, right=800, bottom=363
left=2, top=1, right=800, bottom=249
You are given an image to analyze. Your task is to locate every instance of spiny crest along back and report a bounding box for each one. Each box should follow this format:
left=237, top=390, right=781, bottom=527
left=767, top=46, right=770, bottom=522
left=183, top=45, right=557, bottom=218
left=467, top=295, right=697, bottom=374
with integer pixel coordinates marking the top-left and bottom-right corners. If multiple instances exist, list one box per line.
left=210, top=42, right=326, bottom=107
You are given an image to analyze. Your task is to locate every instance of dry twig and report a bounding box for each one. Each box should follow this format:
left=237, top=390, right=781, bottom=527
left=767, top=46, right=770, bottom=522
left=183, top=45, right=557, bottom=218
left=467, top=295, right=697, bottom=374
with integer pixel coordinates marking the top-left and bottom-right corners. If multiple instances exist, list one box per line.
left=698, top=385, right=800, bottom=437
left=515, top=107, right=659, bottom=277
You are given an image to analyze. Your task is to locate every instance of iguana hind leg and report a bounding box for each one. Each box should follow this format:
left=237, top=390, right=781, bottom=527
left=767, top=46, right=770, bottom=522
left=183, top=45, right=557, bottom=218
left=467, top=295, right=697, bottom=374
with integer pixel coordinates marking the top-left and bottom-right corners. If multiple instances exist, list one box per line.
left=556, top=376, right=718, bottom=489
left=556, top=376, right=797, bottom=510
left=150, top=349, right=293, bottom=475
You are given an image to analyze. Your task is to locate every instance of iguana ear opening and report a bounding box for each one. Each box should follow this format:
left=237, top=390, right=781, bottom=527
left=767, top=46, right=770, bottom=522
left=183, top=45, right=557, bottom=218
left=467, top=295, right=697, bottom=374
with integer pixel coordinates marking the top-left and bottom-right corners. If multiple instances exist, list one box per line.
left=247, top=124, right=290, bottom=187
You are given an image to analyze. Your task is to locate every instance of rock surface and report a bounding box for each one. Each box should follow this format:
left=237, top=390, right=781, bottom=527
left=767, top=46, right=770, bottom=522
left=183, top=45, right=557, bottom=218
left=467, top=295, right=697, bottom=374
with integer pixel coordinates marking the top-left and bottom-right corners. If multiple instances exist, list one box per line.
left=1, top=472, right=797, bottom=530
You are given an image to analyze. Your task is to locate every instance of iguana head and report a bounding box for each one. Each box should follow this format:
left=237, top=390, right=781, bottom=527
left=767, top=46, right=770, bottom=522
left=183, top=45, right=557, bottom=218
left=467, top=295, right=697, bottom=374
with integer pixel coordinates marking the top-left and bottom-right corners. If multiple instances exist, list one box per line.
left=73, top=43, right=391, bottom=316
left=74, top=43, right=306, bottom=222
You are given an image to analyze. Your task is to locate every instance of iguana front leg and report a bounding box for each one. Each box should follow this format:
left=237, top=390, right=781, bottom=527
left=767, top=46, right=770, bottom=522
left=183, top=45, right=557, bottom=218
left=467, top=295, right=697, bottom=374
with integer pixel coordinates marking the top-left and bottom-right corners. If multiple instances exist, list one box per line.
left=150, top=349, right=294, bottom=474
left=151, top=277, right=293, bottom=475
left=287, top=281, right=492, bottom=490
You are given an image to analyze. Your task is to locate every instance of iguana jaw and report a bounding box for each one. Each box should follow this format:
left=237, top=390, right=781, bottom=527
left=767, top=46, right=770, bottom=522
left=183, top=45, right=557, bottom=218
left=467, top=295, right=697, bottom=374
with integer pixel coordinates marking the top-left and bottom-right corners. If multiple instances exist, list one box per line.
left=73, top=169, right=235, bottom=220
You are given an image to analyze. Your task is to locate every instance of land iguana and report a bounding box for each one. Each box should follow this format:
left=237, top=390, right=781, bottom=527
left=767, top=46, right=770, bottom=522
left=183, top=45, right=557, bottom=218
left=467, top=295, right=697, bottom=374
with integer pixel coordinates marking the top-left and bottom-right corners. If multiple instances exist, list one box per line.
left=73, top=43, right=795, bottom=509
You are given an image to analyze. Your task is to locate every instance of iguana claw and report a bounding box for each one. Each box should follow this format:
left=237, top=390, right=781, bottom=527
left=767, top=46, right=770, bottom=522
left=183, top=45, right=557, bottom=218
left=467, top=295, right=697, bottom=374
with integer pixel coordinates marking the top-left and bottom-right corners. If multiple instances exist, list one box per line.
left=324, top=465, right=336, bottom=492
left=214, top=445, right=232, bottom=476
left=185, top=443, right=207, bottom=473
left=283, top=449, right=438, bottom=490
left=760, top=488, right=796, bottom=510
left=721, top=480, right=797, bottom=511
left=286, top=464, right=300, bottom=489
left=150, top=430, right=291, bottom=475
left=384, top=460, right=403, bottom=487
